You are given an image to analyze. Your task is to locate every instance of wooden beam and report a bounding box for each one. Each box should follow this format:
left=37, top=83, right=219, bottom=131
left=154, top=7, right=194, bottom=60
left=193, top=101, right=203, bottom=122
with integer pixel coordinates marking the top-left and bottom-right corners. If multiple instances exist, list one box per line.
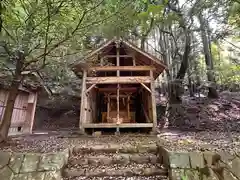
left=150, top=70, right=157, bottom=132
left=86, top=76, right=151, bottom=84
left=140, top=83, right=152, bottom=93
left=98, top=87, right=137, bottom=92
left=103, top=55, right=133, bottom=58
left=107, top=94, right=130, bottom=98
left=85, top=84, right=96, bottom=94
left=88, top=66, right=155, bottom=72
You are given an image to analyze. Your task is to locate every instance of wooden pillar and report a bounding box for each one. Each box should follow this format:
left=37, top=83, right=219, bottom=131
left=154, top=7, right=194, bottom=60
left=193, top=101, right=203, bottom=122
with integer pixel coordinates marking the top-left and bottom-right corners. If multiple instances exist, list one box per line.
left=150, top=70, right=157, bottom=132
left=79, top=70, right=87, bottom=132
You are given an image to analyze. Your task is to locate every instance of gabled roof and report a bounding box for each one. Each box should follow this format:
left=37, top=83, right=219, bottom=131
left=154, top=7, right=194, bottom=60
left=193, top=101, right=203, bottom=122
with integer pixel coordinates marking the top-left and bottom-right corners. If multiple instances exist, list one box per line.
left=72, top=38, right=167, bottom=78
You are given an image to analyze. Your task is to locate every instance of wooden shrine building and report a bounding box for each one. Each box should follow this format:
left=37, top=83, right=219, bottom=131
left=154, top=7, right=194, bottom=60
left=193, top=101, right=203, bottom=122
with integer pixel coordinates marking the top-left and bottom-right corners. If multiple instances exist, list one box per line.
left=72, top=38, right=166, bottom=133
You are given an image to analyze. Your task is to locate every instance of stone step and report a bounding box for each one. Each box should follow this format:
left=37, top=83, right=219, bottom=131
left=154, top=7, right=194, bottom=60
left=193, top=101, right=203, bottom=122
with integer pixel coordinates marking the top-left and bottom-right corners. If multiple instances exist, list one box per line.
left=63, top=164, right=168, bottom=178
left=63, top=175, right=169, bottom=180
left=72, top=144, right=158, bottom=155
left=69, top=153, right=159, bottom=166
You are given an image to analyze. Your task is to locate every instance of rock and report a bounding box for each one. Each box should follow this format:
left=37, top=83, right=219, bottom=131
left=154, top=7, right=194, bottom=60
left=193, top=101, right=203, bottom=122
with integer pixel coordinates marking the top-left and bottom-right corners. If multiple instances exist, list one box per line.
left=44, top=171, right=62, bottom=180
left=20, top=153, right=40, bottom=173
left=0, top=151, right=11, bottom=168
left=169, top=152, right=190, bottom=168
left=13, top=172, right=45, bottom=180
left=0, top=166, right=14, bottom=180
left=113, top=154, right=130, bottom=164
left=38, top=151, right=68, bottom=171
left=9, top=153, right=24, bottom=174
left=189, top=152, right=205, bottom=169
left=92, top=131, right=102, bottom=137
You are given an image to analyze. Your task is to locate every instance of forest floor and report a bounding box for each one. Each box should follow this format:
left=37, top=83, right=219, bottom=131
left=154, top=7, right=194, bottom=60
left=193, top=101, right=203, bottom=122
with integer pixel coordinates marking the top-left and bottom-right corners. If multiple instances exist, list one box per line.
left=0, top=91, right=239, bottom=154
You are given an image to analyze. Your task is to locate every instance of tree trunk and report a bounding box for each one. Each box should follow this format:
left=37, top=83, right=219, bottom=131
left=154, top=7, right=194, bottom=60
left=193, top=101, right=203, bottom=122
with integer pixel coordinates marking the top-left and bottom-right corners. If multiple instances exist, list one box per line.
left=0, top=51, right=24, bottom=143
left=170, top=29, right=191, bottom=103
left=198, top=12, right=218, bottom=98
left=0, top=82, right=19, bottom=141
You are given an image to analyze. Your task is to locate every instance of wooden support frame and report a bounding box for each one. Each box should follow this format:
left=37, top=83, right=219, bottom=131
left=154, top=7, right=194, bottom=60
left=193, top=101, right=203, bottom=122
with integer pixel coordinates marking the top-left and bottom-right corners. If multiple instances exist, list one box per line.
left=117, top=84, right=120, bottom=124
left=140, top=83, right=152, bottom=93
left=79, top=70, right=87, bottom=132
left=88, top=66, right=155, bottom=72
left=103, top=55, right=133, bottom=58
left=86, top=76, right=151, bottom=84
left=85, top=84, right=96, bottom=94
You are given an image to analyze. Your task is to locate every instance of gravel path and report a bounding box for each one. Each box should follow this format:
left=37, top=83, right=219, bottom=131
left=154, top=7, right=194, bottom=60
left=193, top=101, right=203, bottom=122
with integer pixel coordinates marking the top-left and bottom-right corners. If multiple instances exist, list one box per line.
left=157, top=130, right=240, bottom=154
left=0, top=131, right=239, bottom=154
left=64, top=176, right=168, bottom=180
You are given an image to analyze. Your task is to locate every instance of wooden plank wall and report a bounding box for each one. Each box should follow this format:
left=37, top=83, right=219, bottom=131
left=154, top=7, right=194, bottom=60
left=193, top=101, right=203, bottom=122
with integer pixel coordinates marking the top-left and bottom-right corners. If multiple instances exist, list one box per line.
left=0, top=89, right=38, bottom=135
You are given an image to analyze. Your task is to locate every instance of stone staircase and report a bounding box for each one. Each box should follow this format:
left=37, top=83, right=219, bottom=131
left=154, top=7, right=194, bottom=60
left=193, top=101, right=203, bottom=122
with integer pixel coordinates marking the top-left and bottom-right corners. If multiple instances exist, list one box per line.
left=63, top=144, right=169, bottom=180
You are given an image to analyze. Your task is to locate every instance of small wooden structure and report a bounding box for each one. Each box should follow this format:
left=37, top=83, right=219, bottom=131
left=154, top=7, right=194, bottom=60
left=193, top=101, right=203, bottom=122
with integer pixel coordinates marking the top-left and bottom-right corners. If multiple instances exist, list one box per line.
left=0, top=85, right=38, bottom=135
left=72, top=38, right=166, bottom=133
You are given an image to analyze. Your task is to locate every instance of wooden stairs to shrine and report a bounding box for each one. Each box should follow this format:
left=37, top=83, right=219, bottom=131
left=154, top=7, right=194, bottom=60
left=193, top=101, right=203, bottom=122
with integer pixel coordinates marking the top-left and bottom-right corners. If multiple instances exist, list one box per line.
left=63, top=144, right=169, bottom=180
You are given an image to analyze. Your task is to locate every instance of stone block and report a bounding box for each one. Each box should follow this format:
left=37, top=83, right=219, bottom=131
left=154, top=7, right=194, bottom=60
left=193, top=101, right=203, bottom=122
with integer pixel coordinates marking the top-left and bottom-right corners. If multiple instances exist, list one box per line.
left=138, top=144, right=157, bottom=153
left=189, top=152, right=205, bottom=169
left=158, top=146, right=169, bottom=166
left=120, top=145, right=138, bottom=153
left=13, top=172, right=45, bottom=180
left=0, top=151, right=11, bottom=169
left=44, top=171, right=62, bottom=180
left=20, top=153, right=40, bottom=173
left=169, top=152, right=190, bottom=168
left=9, top=153, right=24, bottom=174
left=232, top=157, right=240, bottom=178
left=130, top=154, right=149, bottom=164
left=38, top=151, right=68, bottom=171
left=203, top=152, right=220, bottom=166
left=0, top=166, right=14, bottom=180
left=223, top=169, right=238, bottom=180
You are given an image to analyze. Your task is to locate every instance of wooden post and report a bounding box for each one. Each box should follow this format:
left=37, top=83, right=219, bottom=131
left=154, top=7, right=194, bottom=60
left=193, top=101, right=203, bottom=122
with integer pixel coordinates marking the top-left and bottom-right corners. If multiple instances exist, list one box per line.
left=116, top=41, right=120, bottom=76
left=132, top=55, right=136, bottom=66
left=127, top=95, right=130, bottom=121
left=107, top=95, right=110, bottom=120
left=117, top=84, right=120, bottom=124
left=79, top=70, right=87, bottom=133
left=150, top=70, right=157, bottom=133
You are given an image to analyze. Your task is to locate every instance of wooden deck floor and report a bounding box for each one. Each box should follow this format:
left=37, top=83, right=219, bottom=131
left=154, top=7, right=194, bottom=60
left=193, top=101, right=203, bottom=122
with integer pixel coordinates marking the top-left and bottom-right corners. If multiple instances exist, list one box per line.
left=83, top=123, right=153, bottom=128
